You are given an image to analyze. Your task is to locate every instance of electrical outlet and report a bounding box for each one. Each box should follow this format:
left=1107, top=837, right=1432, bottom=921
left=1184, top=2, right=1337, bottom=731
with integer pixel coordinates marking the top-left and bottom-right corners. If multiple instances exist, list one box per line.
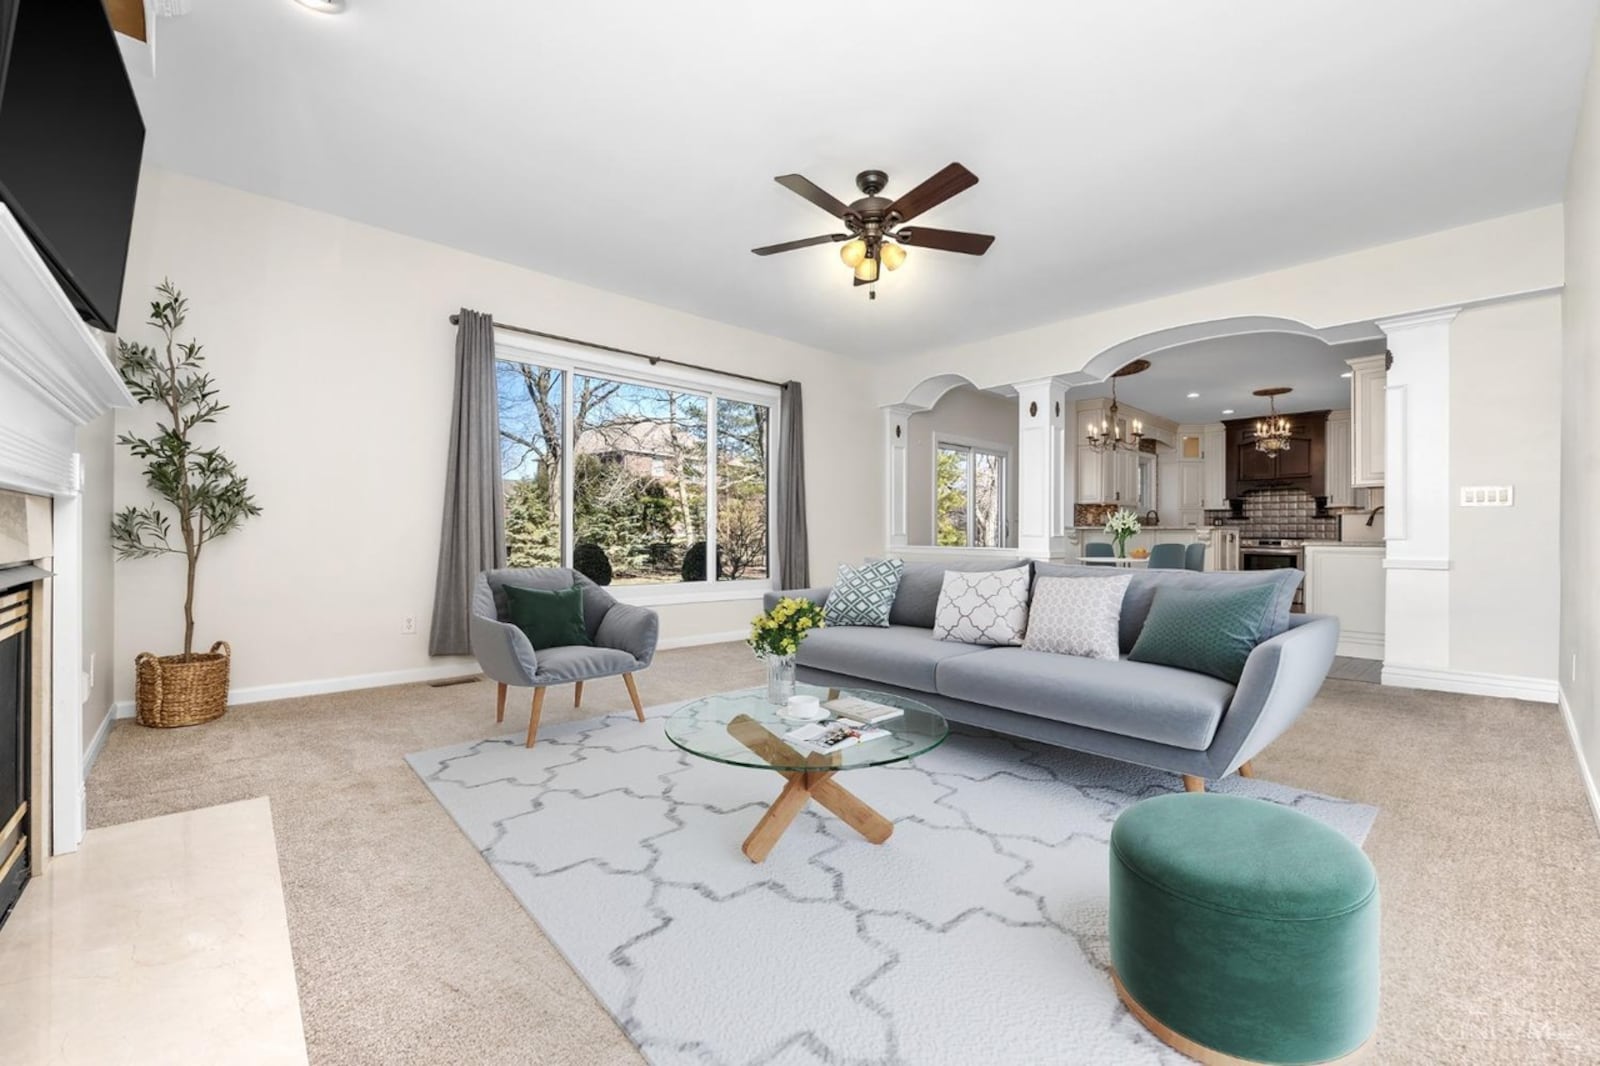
left=401, top=615, right=417, bottom=635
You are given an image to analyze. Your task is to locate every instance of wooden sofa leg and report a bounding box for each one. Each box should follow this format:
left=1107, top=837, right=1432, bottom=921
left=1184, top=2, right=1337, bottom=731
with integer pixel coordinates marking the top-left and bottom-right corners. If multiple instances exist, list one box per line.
left=526, top=687, right=546, bottom=748
left=1182, top=775, right=1206, bottom=793
left=623, top=673, right=645, bottom=722
left=1237, top=760, right=1256, bottom=778
left=496, top=682, right=507, bottom=724
left=574, top=680, right=584, bottom=709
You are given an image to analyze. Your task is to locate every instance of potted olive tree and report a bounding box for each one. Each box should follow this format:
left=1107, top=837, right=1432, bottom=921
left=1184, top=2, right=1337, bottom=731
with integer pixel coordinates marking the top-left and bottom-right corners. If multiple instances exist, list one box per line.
left=112, top=280, right=261, bottom=727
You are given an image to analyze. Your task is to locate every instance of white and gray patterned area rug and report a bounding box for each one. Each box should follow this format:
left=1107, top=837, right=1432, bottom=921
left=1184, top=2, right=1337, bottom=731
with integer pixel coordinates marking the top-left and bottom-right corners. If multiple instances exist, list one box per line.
left=407, top=705, right=1378, bottom=1066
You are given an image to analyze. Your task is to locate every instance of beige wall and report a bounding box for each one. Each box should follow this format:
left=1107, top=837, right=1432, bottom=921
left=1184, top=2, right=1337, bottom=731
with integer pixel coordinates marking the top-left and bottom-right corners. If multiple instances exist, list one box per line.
left=1562, top=17, right=1600, bottom=806
left=77, top=413, right=116, bottom=753
left=873, top=205, right=1563, bottom=403
left=1449, top=296, right=1561, bottom=679
left=905, top=386, right=1019, bottom=545
left=111, top=169, right=881, bottom=702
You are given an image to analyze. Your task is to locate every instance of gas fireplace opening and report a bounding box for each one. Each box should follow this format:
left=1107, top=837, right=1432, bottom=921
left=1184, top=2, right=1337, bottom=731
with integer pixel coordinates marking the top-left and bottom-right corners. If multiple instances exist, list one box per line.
left=0, top=578, right=32, bottom=927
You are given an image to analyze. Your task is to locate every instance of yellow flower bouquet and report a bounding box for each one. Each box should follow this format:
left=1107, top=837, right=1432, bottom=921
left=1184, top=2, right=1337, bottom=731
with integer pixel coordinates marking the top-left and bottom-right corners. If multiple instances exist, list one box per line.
left=748, top=597, right=826, bottom=659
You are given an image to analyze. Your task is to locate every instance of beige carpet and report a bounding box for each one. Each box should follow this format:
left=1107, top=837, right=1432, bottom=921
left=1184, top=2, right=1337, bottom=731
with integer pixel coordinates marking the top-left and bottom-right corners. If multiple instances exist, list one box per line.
left=88, top=645, right=1600, bottom=1065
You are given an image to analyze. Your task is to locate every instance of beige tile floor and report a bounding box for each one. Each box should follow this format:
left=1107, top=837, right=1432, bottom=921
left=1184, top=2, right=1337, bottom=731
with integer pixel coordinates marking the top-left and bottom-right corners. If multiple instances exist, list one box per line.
left=0, top=797, right=309, bottom=1065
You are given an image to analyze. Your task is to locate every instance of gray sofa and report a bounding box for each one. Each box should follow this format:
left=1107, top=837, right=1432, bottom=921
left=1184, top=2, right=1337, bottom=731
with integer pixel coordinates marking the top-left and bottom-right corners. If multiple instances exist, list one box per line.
left=767, top=559, right=1338, bottom=789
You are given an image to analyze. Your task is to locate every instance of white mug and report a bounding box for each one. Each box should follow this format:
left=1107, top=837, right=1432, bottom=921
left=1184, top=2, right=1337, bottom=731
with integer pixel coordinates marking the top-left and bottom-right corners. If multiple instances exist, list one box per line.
left=786, top=694, right=822, bottom=717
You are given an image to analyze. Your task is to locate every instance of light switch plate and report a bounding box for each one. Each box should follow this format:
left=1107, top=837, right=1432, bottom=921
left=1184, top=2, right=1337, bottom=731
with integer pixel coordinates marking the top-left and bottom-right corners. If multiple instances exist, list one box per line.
left=1459, top=485, right=1513, bottom=507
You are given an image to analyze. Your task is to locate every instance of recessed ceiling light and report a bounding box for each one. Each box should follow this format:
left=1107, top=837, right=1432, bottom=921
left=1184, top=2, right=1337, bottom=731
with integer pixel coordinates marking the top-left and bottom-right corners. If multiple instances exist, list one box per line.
left=1186, top=392, right=1200, bottom=399
left=1340, top=371, right=1353, bottom=379
left=1222, top=409, right=1235, bottom=415
left=293, top=0, right=346, bottom=12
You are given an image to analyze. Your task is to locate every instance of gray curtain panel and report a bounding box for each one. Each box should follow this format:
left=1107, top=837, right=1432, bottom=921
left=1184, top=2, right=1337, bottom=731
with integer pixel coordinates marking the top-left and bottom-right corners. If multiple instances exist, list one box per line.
left=775, top=381, right=810, bottom=588
left=429, top=309, right=506, bottom=656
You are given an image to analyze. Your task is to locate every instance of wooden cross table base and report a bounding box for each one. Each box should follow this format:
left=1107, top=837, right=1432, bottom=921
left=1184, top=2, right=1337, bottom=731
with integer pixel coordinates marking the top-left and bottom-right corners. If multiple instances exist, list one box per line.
left=727, top=714, right=894, bottom=863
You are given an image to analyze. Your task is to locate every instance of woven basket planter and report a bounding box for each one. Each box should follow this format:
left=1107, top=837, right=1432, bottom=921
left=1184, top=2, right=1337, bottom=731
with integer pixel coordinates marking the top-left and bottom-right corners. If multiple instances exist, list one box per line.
left=134, top=641, right=231, bottom=728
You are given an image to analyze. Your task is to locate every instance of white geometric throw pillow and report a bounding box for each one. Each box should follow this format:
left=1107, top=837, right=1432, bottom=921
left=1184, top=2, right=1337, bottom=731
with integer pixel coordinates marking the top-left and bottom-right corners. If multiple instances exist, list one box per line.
left=1022, top=574, right=1132, bottom=660
left=933, top=567, right=1031, bottom=646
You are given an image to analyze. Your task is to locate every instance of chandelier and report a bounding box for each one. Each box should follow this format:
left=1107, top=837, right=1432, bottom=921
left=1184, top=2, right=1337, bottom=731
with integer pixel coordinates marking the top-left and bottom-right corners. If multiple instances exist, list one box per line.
left=1085, top=360, right=1148, bottom=453
left=1253, top=387, right=1294, bottom=456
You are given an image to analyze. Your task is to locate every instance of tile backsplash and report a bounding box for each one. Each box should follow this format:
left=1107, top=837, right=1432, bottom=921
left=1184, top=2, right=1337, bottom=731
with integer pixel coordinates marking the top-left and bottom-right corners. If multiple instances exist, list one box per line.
left=1204, top=488, right=1339, bottom=541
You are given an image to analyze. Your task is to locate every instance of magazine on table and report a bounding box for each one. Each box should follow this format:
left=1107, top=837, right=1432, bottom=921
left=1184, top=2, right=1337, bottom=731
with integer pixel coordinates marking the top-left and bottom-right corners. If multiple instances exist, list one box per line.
left=781, top=719, right=891, bottom=754
left=822, top=695, right=904, bottom=726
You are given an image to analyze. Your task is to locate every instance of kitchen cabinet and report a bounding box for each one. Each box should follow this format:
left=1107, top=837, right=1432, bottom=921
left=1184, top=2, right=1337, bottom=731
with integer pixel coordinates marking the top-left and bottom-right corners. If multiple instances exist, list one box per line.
left=1177, top=462, right=1205, bottom=526
left=1075, top=444, right=1140, bottom=505
left=1347, top=354, right=1387, bottom=488
left=1202, top=425, right=1227, bottom=507
left=1224, top=412, right=1328, bottom=499
left=1303, top=544, right=1385, bottom=659
left=1174, top=423, right=1228, bottom=523
left=1325, top=411, right=1354, bottom=508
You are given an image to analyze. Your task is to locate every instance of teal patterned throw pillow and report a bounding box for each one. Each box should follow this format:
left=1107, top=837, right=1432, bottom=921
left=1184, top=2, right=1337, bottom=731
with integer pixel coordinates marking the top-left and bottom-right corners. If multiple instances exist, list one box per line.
left=824, top=558, right=905, bottom=628
left=1127, top=583, right=1278, bottom=684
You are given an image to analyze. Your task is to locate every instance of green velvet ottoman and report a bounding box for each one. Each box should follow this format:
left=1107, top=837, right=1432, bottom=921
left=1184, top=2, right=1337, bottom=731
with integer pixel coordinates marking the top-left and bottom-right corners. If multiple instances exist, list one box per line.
left=1109, top=793, right=1379, bottom=1065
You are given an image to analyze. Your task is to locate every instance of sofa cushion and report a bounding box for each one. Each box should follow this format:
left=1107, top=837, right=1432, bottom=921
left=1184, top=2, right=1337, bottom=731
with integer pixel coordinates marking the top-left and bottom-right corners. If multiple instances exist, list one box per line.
left=935, top=647, right=1235, bottom=751
left=1130, top=583, right=1280, bottom=683
left=880, top=557, right=1026, bottom=628
left=532, top=645, right=641, bottom=685
left=1033, top=563, right=1302, bottom=654
left=1023, top=573, right=1131, bottom=659
left=825, top=558, right=904, bottom=628
left=933, top=567, right=1031, bottom=646
left=797, top=624, right=991, bottom=692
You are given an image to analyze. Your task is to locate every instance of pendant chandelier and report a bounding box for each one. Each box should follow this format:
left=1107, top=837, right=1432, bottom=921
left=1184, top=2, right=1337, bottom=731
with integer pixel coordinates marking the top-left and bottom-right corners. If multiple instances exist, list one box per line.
left=1086, top=360, right=1149, bottom=453
left=1253, top=387, right=1294, bottom=456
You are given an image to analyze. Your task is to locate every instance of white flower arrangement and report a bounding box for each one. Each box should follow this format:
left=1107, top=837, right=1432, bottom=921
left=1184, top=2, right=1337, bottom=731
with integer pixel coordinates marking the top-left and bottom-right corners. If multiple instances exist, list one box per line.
left=1103, top=509, right=1143, bottom=538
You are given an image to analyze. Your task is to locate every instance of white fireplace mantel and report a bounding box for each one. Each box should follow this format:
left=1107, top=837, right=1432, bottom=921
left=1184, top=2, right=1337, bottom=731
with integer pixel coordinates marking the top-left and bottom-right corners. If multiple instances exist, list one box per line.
left=0, top=203, right=133, bottom=855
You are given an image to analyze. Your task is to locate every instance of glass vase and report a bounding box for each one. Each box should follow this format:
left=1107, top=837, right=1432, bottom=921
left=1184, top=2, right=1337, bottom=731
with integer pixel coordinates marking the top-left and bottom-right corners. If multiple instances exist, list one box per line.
left=1115, top=535, right=1129, bottom=558
left=766, top=654, right=797, bottom=705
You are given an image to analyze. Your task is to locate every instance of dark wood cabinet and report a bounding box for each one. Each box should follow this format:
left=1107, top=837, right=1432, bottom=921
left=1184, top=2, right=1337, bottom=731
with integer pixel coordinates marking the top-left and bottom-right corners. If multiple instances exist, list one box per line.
left=1224, top=411, right=1328, bottom=500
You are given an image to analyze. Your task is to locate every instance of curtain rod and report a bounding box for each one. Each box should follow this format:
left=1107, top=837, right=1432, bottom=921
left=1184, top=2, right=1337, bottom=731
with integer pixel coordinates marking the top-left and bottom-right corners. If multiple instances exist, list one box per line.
left=449, top=313, right=787, bottom=390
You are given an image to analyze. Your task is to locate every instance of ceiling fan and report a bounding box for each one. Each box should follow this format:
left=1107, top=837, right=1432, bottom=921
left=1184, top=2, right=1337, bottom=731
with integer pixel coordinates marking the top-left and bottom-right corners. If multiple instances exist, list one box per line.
left=751, top=163, right=994, bottom=298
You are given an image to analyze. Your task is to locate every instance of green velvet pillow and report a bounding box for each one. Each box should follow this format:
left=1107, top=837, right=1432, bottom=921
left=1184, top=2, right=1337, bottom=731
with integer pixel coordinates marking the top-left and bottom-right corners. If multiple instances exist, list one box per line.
left=1127, top=583, right=1278, bottom=684
left=503, top=584, right=591, bottom=650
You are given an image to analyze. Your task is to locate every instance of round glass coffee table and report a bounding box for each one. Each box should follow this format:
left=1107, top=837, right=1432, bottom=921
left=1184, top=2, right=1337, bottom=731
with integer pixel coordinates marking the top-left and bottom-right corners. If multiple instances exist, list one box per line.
left=665, top=685, right=949, bottom=863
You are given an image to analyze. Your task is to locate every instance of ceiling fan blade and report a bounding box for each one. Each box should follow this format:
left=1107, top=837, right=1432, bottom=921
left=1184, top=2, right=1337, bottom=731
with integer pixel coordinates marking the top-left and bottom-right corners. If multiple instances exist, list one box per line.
left=751, top=234, right=847, bottom=256
left=774, top=174, right=850, bottom=218
left=887, top=163, right=978, bottom=224
left=896, top=226, right=995, bottom=255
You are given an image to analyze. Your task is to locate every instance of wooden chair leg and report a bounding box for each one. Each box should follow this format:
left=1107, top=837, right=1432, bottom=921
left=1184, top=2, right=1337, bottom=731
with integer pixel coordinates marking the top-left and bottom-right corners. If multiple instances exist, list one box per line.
left=827, top=688, right=840, bottom=701
left=1237, top=760, right=1256, bottom=778
left=1182, top=774, right=1206, bottom=793
left=495, top=682, right=507, bottom=724
left=623, top=673, right=645, bottom=722
left=525, top=687, right=547, bottom=748
left=574, top=680, right=584, bottom=709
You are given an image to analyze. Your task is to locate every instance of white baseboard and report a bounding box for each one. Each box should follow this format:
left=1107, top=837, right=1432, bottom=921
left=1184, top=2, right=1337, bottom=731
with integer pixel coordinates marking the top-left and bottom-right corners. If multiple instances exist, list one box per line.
left=1382, top=664, right=1559, bottom=703
left=81, top=703, right=116, bottom=777
left=1558, top=688, right=1600, bottom=837
left=658, top=630, right=746, bottom=651
left=1335, top=633, right=1385, bottom=660
left=108, top=638, right=751, bottom=719
left=112, top=659, right=480, bottom=719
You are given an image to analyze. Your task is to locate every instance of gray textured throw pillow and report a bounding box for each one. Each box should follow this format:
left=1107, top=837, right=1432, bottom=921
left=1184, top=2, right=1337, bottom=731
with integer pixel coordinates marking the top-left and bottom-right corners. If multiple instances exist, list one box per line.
left=1023, top=574, right=1132, bottom=659
left=824, top=558, right=904, bottom=628
left=933, top=566, right=1031, bottom=646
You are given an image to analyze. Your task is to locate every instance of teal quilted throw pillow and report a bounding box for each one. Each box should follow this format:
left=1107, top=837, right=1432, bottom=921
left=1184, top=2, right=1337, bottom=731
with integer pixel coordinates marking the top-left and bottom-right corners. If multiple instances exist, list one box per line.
left=1128, top=583, right=1278, bottom=684
left=824, top=558, right=904, bottom=628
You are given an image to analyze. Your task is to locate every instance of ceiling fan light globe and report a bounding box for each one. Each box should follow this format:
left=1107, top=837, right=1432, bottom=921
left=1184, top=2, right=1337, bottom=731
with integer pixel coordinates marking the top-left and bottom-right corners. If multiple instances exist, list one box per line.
left=880, top=242, right=907, bottom=271
left=839, top=239, right=867, bottom=268
left=853, top=256, right=879, bottom=283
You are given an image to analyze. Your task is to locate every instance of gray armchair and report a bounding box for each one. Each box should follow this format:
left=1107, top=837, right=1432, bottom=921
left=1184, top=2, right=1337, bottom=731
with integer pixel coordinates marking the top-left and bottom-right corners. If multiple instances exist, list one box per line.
left=470, top=567, right=660, bottom=747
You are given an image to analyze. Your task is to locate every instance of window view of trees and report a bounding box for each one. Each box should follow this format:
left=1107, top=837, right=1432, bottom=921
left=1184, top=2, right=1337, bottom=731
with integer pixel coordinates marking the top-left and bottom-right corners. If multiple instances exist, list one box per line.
left=497, top=358, right=771, bottom=586
left=935, top=443, right=1005, bottom=548
left=717, top=399, right=769, bottom=581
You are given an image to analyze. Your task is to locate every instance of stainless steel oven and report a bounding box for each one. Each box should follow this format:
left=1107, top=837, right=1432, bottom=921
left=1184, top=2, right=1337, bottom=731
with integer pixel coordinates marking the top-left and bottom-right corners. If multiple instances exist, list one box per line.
left=1239, top=541, right=1306, bottom=612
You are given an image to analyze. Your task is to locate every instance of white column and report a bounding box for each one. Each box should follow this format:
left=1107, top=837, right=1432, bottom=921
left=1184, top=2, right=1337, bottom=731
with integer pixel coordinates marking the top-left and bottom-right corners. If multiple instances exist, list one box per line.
left=1375, top=307, right=1458, bottom=677
left=1014, top=378, right=1073, bottom=561
left=883, top=404, right=917, bottom=549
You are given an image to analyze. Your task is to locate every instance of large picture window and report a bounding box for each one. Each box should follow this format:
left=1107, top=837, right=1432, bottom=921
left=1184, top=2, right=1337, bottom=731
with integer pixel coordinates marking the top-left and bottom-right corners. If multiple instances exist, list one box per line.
left=497, top=345, right=775, bottom=592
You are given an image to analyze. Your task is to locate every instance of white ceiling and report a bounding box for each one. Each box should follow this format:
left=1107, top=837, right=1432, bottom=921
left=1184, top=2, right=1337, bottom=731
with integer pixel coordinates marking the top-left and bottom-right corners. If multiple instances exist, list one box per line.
left=128, top=1, right=1598, bottom=360
left=1066, top=332, right=1385, bottom=422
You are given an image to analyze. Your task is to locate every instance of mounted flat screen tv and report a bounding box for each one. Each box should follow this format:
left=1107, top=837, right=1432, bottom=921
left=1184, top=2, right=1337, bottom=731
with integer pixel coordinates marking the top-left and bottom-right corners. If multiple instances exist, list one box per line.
left=0, top=0, right=145, bottom=332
